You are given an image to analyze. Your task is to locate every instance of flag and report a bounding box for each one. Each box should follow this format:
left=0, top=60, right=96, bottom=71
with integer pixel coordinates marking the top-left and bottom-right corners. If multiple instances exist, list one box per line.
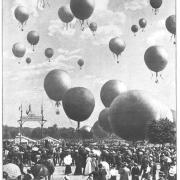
left=26, top=104, right=31, bottom=115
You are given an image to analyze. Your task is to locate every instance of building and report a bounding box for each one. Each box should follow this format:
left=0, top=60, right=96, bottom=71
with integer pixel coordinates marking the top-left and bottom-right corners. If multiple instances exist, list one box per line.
left=14, top=133, right=36, bottom=144
left=38, top=136, right=61, bottom=145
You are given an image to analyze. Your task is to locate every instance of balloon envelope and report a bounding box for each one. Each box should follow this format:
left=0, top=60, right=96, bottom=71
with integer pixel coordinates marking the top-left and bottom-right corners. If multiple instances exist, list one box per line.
left=58, top=6, right=74, bottom=23
left=89, top=22, right=97, bottom=32
left=62, top=87, right=95, bottom=122
left=139, top=18, right=147, bottom=28
left=44, top=69, right=71, bottom=102
left=100, top=80, right=127, bottom=107
left=14, top=6, right=29, bottom=24
left=80, top=125, right=91, bottom=132
left=70, top=0, right=95, bottom=20
left=109, top=90, right=172, bottom=141
left=91, top=121, right=108, bottom=138
left=98, top=108, right=112, bottom=133
left=78, top=59, right=84, bottom=68
left=26, top=57, right=31, bottom=64
left=165, top=15, right=176, bottom=35
left=131, top=25, right=138, bottom=33
left=12, top=43, right=26, bottom=58
left=45, top=48, right=54, bottom=59
left=150, top=0, right=162, bottom=9
left=109, top=37, right=126, bottom=57
left=144, top=46, right=168, bottom=73
left=27, top=31, right=40, bottom=45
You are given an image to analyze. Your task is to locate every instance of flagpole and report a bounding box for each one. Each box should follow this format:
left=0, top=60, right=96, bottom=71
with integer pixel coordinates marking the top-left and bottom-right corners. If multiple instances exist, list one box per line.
left=19, top=104, right=23, bottom=145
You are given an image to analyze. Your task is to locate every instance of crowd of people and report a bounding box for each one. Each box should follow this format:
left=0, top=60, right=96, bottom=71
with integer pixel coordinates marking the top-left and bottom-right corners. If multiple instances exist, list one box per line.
left=3, top=139, right=176, bottom=180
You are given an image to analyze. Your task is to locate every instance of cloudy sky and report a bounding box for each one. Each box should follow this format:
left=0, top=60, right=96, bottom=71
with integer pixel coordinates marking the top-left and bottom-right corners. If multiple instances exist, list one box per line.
left=3, top=0, right=176, bottom=128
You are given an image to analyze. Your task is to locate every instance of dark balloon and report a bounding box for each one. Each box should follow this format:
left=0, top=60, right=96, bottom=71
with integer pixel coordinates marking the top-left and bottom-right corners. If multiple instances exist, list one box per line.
left=44, top=69, right=71, bottom=104
left=98, top=108, right=112, bottom=133
left=166, top=15, right=176, bottom=37
left=70, top=0, right=95, bottom=20
left=109, top=37, right=126, bottom=63
left=89, top=22, right=97, bottom=36
left=62, top=87, right=95, bottom=123
left=12, top=42, right=26, bottom=59
left=77, top=59, right=84, bottom=69
left=26, top=57, right=31, bottom=64
left=144, top=46, right=168, bottom=83
left=27, top=31, right=40, bottom=51
left=14, top=6, right=29, bottom=31
left=91, top=121, right=108, bottom=138
left=100, top=80, right=127, bottom=107
left=45, top=48, right=54, bottom=61
left=150, top=0, right=162, bottom=14
left=131, top=25, right=139, bottom=36
left=109, top=90, right=161, bottom=141
left=139, top=18, right=147, bottom=31
left=58, top=6, right=74, bottom=25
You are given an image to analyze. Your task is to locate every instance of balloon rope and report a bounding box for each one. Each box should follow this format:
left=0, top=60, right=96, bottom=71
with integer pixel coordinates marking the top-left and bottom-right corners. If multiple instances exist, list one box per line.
left=116, top=54, right=119, bottom=64
left=32, top=45, right=35, bottom=52
left=66, top=23, right=68, bottom=30
left=155, top=72, right=159, bottom=83
left=21, top=23, right=24, bottom=31
left=48, top=58, right=51, bottom=62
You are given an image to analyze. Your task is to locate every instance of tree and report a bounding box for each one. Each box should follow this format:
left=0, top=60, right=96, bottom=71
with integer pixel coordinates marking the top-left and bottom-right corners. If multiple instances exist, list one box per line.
left=147, top=118, right=175, bottom=144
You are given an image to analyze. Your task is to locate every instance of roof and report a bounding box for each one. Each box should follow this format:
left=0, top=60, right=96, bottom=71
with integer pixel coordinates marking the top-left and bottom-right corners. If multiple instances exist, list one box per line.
left=39, top=136, right=61, bottom=143
left=15, top=135, right=36, bottom=143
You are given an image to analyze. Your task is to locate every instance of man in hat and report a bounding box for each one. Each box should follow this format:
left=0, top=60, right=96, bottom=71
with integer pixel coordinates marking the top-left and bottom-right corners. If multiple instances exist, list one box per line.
left=131, top=163, right=140, bottom=180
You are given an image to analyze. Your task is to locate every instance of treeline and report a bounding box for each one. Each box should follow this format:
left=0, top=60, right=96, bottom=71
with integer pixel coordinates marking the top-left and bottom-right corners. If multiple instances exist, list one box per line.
left=3, top=124, right=93, bottom=140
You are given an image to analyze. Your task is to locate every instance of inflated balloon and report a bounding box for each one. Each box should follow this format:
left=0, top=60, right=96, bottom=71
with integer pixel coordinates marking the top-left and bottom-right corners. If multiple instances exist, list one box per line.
left=131, top=25, right=139, bottom=36
left=109, top=90, right=168, bottom=141
left=144, top=46, right=168, bottom=83
left=89, top=22, right=97, bottom=36
left=45, top=48, right=54, bottom=62
left=77, top=59, right=84, bottom=69
left=27, top=31, right=40, bottom=51
left=98, top=108, right=112, bottom=134
left=26, top=57, right=31, bottom=64
left=14, top=6, right=29, bottom=31
left=109, top=37, right=126, bottom=63
left=70, top=0, right=95, bottom=30
left=150, top=0, right=162, bottom=15
left=139, top=18, right=147, bottom=31
left=62, top=87, right=95, bottom=129
left=44, top=69, right=71, bottom=108
left=165, top=15, right=176, bottom=44
left=58, top=6, right=74, bottom=29
left=12, top=43, right=26, bottom=63
left=91, top=121, right=108, bottom=138
left=100, top=80, right=127, bottom=107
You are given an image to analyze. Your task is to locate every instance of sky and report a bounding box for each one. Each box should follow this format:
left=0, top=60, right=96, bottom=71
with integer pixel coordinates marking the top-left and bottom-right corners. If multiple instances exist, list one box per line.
left=3, top=0, right=176, bottom=128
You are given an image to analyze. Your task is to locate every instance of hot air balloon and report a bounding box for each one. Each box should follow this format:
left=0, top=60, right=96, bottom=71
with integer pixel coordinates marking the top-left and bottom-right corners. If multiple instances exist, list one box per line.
left=144, top=46, right=168, bottom=83
left=45, top=48, right=54, bottom=62
left=139, top=18, right=147, bottom=31
left=165, top=15, right=176, bottom=44
left=14, top=6, right=29, bottom=31
left=44, top=69, right=71, bottom=111
left=109, top=90, right=172, bottom=141
left=98, top=108, right=112, bottom=134
left=12, top=43, right=26, bottom=63
left=150, top=0, right=162, bottom=15
left=70, top=0, right=95, bottom=30
left=27, top=31, right=40, bottom=51
left=58, top=6, right=74, bottom=29
left=77, top=59, right=84, bottom=69
left=89, top=22, right=97, bottom=36
left=62, top=87, right=95, bottom=129
left=100, top=80, right=127, bottom=107
left=91, top=121, right=108, bottom=138
left=26, top=57, right=31, bottom=64
left=131, top=25, right=139, bottom=36
left=109, top=37, right=126, bottom=63
left=80, top=125, right=93, bottom=139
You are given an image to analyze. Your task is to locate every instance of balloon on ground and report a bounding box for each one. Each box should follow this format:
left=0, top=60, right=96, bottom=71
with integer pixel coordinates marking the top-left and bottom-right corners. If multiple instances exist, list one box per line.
left=91, top=121, right=108, bottom=138
left=62, top=87, right=95, bottom=129
left=109, top=90, right=172, bottom=141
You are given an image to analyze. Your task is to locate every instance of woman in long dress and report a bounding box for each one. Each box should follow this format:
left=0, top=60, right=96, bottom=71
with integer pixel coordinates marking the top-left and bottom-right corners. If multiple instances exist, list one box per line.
left=64, top=154, right=72, bottom=175
left=84, top=155, right=92, bottom=175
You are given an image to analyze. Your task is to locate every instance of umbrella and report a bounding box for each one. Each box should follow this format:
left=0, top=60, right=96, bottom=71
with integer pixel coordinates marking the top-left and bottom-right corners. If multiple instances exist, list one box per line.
left=85, top=147, right=91, bottom=152
left=3, top=163, right=21, bottom=179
